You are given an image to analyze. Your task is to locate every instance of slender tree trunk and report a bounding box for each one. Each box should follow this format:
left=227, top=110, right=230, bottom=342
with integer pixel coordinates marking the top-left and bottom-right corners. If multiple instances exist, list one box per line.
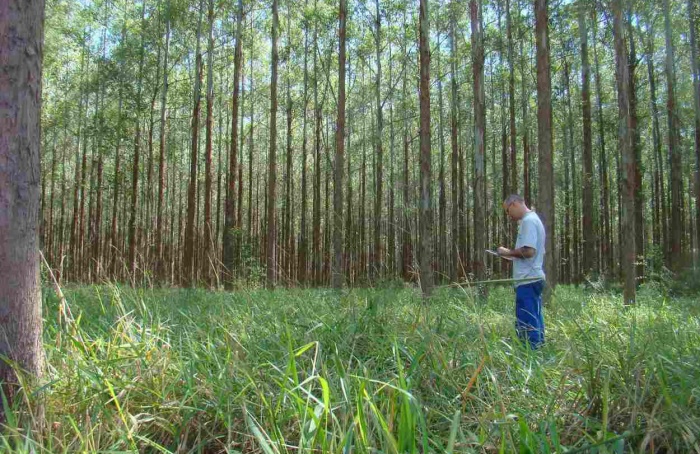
left=332, top=0, right=347, bottom=288
left=236, top=59, right=245, bottom=272
left=689, top=0, right=700, bottom=264
left=388, top=49, right=396, bottom=277
left=110, top=20, right=126, bottom=278
left=628, top=18, right=644, bottom=280
left=579, top=5, right=594, bottom=278
left=299, top=0, right=310, bottom=284
left=520, top=18, right=531, bottom=206
left=283, top=1, right=293, bottom=283
left=247, top=19, right=254, bottom=274
left=450, top=5, right=460, bottom=281
left=203, top=0, right=215, bottom=285
left=184, top=1, right=204, bottom=286
left=313, top=1, right=322, bottom=285
left=535, top=0, right=556, bottom=293
left=664, top=0, right=683, bottom=268
left=506, top=0, right=517, bottom=195
left=593, top=12, right=612, bottom=275
left=129, top=1, right=147, bottom=280
left=562, top=65, right=572, bottom=284
left=419, top=0, right=434, bottom=296
left=156, top=0, right=170, bottom=280
left=267, top=0, right=280, bottom=287
left=0, top=0, right=45, bottom=423
left=437, top=33, right=447, bottom=281
left=373, top=0, right=384, bottom=280
left=401, top=10, right=412, bottom=281
left=613, top=0, right=636, bottom=304
left=472, top=0, right=487, bottom=294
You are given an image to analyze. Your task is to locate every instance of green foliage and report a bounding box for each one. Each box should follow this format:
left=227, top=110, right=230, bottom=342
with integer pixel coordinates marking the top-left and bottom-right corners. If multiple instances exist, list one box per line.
left=2, top=285, right=699, bottom=452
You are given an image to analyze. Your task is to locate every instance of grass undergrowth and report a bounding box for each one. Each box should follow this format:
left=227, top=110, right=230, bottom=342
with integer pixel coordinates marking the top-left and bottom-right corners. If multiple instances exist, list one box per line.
left=1, top=283, right=699, bottom=453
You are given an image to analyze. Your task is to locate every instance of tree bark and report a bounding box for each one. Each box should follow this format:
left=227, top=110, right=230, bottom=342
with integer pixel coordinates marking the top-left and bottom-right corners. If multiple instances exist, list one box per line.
left=664, top=0, right=683, bottom=268
left=332, top=0, right=346, bottom=288
left=266, top=0, right=280, bottom=288
left=156, top=0, right=170, bottom=280
left=535, top=0, right=556, bottom=293
left=0, top=0, right=45, bottom=422
left=628, top=18, right=644, bottom=281
left=579, top=5, right=594, bottom=279
left=298, top=0, right=310, bottom=284
left=419, top=0, right=434, bottom=296
left=689, top=0, right=700, bottom=264
left=613, top=0, right=636, bottom=304
left=203, top=0, right=216, bottom=285
left=128, top=1, right=147, bottom=281
left=472, top=0, right=487, bottom=295
left=450, top=4, right=461, bottom=281
left=223, top=0, right=243, bottom=287
left=184, top=0, right=204, bottom=286
left=506, top=0, right=517, bottom=195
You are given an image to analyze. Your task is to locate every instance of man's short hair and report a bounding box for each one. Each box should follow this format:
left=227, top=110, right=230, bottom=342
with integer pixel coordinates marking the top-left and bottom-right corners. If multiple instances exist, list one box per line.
left=504, top=194, right=525, bottom=205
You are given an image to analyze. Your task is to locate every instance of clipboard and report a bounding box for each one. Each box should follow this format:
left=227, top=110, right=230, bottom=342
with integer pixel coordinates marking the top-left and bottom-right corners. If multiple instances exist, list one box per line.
left=485, top=249, right=514, bottom=261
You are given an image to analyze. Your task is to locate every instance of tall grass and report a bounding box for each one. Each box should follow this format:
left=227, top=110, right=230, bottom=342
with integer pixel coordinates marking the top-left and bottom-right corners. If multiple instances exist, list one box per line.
left=1, top=283, right=699, bottom=453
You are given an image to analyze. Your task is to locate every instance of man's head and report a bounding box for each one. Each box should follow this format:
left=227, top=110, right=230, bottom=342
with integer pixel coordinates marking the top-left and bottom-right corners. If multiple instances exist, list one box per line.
left=503, top=194, right=529, bottom=221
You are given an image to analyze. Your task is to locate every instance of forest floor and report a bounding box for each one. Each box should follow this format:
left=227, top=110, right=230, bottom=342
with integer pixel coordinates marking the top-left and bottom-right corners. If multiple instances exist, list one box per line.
left=3, top=282, right=700, bottom=453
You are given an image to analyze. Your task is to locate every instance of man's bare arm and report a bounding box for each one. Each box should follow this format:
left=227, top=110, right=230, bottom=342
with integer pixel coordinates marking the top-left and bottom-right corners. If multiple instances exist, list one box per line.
left=496, top=246, right=536, bottom=259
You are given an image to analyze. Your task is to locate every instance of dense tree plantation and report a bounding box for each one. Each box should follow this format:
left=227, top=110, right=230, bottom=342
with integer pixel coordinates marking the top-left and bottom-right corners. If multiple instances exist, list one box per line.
left=39, top=0, right=700, bottom=299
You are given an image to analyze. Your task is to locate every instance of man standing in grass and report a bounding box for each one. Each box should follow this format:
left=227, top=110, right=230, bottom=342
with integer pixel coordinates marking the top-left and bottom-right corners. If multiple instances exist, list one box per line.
left=497, top=194, right=546, bottom=348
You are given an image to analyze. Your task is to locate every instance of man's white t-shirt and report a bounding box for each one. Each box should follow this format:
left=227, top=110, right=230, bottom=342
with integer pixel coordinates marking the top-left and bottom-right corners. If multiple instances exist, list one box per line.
left=513, top=211, right=546, bottom=286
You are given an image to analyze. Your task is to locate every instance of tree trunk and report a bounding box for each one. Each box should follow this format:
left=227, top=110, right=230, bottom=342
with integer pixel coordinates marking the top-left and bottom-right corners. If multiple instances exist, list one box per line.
left=689, top=0, right=700, bottom=264
left=313, top=2, right=322, bottom=285
left=184, top=1, right=204, bottom=286
left=628, top=18, right=644, bottom=281
left=128, top=1, right=147, bottom=281
left=156, top=0, right=170, bottom=280
left=593, top=12, right=612, bottom=275
left=223, top=0, right=243, bottom=290
left=613, top=0, right=636, bottom=304
left=373, top=0, right=384, bottom=280
left=579, top=5, right=594, bottom=278
left=437, top=32, right=447, bottom=281
left=203, top=0, right=215, bottom=285
left=506, top=0, right=517, bottom=196
left=401, top=10, right=412, bottom=282
left=471, top=0, right=487, bottom=295
left=332, top=0, right=347, bottom=288
left=267, top=0, right=280, bottom=288
left=0, top=0, right=45, bottom=423
left=664, top=0, right=683, bottom=268
left=419, top=0, right=434, bottom=296
left=450, top=4, right=461, bottom=281
left=535, top=0, right=556, bottom=293
left=388, top=49, right=396, bottom=277
left=299, top=0, right=310, bottom=284
left=247, top=19, right=255, bottom=274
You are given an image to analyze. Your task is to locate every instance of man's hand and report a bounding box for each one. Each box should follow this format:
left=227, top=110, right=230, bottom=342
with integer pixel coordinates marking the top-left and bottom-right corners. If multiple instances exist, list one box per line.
left=497, top=246, right=510, bottom=257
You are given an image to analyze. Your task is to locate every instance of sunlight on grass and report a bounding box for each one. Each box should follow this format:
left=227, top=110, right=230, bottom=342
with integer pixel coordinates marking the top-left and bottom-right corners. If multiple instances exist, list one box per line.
left=1, top=283, right=699, bottom=452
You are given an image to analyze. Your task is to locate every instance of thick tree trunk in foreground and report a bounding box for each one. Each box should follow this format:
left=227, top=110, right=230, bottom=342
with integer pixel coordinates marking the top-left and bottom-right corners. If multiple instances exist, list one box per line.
left=0, top=0, right=45, bottom=422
